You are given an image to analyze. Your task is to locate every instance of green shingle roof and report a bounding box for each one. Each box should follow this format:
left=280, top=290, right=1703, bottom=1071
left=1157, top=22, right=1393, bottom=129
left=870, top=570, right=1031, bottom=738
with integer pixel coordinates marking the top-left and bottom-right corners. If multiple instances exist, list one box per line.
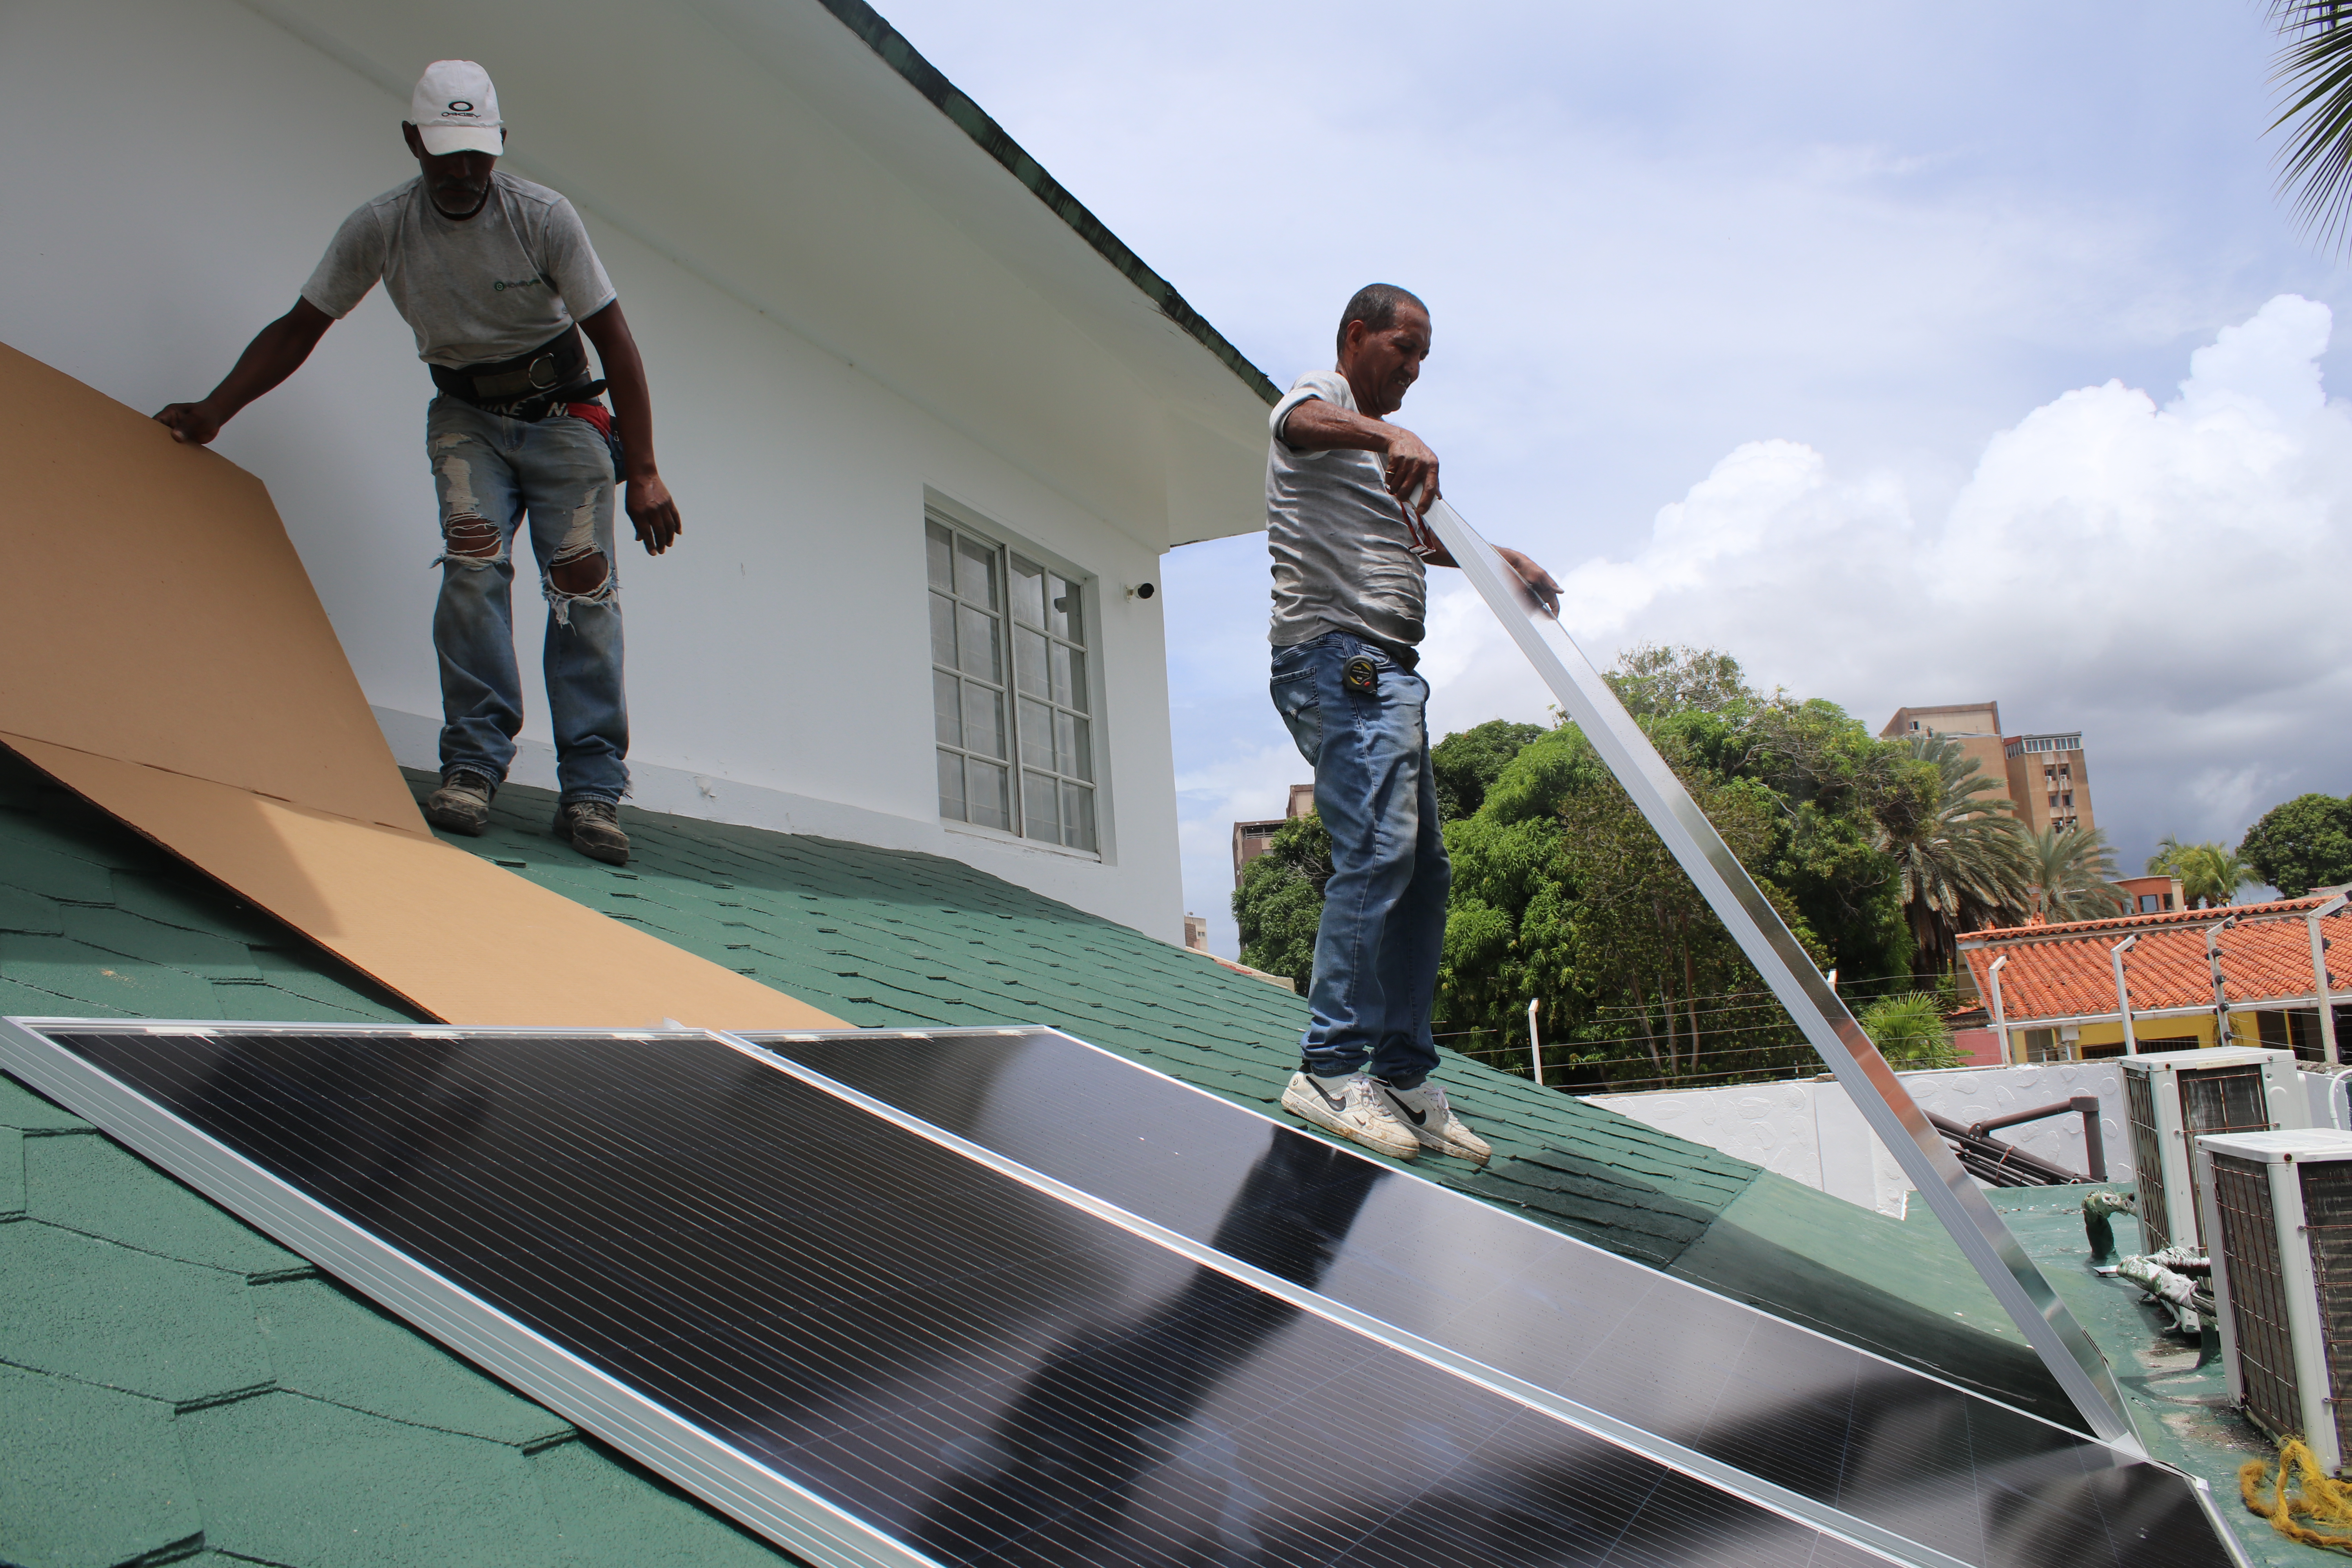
left=0, top=749, right=785, bottom=1568
left=417, top=771, right=2077, bottom=1427
left=0, top=739, right=2096, bottom=1564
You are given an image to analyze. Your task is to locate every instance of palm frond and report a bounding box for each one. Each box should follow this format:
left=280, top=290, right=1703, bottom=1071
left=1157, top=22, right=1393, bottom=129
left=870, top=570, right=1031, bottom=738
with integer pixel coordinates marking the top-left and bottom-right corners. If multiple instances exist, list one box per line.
left=2270, top=2, right=2352, bottom=251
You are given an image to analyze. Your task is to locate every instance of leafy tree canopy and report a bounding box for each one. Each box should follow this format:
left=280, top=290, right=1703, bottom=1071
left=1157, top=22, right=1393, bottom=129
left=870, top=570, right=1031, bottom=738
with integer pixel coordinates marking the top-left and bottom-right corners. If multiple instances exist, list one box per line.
left=1232, top=813, right=1330, bottom=992
left=1439, top=647, right=1920, bottom=1090
left=2238, top=793, right=2352, bottom=898
left=1431, top=719, right=1546, bottom=820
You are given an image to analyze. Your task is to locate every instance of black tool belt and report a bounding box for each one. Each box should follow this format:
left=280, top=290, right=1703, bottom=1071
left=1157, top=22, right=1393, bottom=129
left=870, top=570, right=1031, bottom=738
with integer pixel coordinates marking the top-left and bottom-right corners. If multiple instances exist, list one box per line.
left=431, top=326, right=606, bottom=420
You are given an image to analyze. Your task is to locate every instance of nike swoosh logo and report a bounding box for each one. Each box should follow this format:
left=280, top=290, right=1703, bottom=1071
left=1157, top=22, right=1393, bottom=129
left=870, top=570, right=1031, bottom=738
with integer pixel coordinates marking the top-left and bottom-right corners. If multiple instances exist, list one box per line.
left=1389, top=1094, right=1427, bottom=1127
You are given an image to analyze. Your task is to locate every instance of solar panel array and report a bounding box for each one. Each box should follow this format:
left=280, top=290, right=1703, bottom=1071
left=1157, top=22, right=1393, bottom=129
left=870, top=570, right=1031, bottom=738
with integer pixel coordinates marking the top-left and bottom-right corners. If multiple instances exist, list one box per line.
left=0, top=1019, right=2237, bottom=1568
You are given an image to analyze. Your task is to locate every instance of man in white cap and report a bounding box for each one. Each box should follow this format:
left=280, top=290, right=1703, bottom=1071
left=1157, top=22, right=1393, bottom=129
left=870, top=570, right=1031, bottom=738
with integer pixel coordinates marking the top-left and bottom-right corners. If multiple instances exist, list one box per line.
left=155, top=60, right=674, bottom=866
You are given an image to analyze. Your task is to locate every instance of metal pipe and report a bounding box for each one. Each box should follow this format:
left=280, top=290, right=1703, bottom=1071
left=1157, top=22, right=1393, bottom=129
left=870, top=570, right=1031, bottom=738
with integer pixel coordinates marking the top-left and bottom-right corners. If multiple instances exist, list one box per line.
left=2207, top=915, right=2238, bottom=1044
left=1967, top=1095, right=2108, bottom=1181
left=2310, top=894, right=2347, bottom=1065
left=1987, top=955, right=2013, bottom=1064
left=2110, top=934, right=2140, bottom=1057
left=1526, top=997, right=1544, bottom=1088
left=1419, top=497, right=2136, bottom=1447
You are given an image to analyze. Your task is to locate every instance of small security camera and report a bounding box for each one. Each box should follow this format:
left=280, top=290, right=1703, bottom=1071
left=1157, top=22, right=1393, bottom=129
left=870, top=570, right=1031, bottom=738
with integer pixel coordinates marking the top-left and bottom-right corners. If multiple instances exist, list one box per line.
left=1128, top=582, right=1156, bottom=600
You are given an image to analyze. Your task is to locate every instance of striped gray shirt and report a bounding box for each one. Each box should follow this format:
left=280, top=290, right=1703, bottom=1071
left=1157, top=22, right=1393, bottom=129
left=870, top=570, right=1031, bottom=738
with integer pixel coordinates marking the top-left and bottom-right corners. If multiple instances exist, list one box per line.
left=1265, top=370, right=1433, bottom=661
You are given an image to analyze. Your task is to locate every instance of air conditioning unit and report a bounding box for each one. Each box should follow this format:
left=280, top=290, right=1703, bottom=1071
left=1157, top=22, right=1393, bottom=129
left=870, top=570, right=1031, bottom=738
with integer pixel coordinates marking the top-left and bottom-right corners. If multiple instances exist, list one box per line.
left=2196, top=1129, right=2352, bottom=1473
left=2307, top=1063, right=2352, bottom=1132
left=2122, top=1047, right=2306, bottom=1253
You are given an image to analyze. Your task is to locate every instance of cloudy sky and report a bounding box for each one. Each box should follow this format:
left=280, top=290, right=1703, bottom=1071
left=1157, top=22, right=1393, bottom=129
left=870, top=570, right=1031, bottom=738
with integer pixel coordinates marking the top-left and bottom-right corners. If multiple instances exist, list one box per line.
left=876, top=0, right=2352, bottom=954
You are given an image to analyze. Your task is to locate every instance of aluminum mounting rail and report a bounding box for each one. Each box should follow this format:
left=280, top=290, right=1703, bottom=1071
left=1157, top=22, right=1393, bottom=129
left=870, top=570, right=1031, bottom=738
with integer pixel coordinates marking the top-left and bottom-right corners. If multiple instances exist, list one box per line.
left=1419, top=497, right=2137, bottom=1448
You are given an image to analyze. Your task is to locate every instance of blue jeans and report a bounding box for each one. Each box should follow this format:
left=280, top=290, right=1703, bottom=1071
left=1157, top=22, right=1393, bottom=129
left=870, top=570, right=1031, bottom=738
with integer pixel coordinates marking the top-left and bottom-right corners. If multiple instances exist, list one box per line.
left=425, top=397, right=628, bottom=805
left=1269, top=631, right=1449, bottom=1088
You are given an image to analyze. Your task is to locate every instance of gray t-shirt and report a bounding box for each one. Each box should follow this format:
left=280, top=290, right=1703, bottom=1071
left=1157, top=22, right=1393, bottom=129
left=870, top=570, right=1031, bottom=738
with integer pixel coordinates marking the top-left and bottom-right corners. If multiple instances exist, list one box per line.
left=300, top=172, right=617, bottom=368
left=1265, top=370, right=1434, bottom=658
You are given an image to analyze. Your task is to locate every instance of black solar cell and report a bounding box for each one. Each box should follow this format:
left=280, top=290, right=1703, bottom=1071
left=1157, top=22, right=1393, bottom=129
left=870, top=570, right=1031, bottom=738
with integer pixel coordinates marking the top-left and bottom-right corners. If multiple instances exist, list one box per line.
left=5, top=1020, right=1927, bottom=1568
left=749, top=1026, right=2236, bottom=1568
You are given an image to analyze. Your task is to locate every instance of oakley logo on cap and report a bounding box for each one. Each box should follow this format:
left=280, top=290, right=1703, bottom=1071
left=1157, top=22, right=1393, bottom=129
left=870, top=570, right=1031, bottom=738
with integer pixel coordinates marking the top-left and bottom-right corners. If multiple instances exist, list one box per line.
left=410, top=61, right=503, bottom=156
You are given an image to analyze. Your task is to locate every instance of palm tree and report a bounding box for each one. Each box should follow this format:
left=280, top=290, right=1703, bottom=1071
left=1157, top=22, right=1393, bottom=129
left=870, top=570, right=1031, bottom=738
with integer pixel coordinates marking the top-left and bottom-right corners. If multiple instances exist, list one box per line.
left=2269, top=4, right=2352, bottom=251
left=1877, top=736, right=2033, bottom=970
left=1858, top=991, right=1962, bottom=1070
left=2148, top=835, right=2255, bottom=909
left=2024, top=825, right=2127, bottom=924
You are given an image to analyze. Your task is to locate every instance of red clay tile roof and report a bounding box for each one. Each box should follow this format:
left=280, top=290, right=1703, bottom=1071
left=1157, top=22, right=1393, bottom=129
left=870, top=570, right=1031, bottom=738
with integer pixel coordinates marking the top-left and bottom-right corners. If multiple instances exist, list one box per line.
left=1958, top=897, right=2350, bottom=1023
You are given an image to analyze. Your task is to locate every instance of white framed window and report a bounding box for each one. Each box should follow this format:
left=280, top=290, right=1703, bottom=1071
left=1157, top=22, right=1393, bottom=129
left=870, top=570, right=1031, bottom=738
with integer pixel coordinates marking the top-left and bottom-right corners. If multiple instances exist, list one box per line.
left=926, top=511, right=1099, bottom=853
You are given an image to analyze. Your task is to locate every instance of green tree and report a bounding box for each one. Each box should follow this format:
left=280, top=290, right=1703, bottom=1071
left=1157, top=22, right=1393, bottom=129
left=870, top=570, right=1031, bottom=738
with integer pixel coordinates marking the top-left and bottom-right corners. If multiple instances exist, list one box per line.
left=1876, top=735, right=2033, bottom=973
left=2023, top=826, right=2126, bottom=923
left=2239, top=793, right=2352, bottom=897
left=2149, top=835, right=2256, bottom=909
left=1857, top=992, right=1962, bottom=1070
left=1436, top=645, right=1915, bottom=1090
left=1430, top=719, right=1544, bottom=820
left=1606, top=642, right=1751, bottom=719
left=1232, top=813, right=1331, bottom=991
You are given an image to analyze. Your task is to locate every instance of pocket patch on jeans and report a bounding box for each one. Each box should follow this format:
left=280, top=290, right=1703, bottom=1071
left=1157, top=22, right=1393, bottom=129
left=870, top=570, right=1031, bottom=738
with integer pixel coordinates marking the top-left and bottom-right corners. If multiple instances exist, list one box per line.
left=1344, top=655, right=1378, bottom=692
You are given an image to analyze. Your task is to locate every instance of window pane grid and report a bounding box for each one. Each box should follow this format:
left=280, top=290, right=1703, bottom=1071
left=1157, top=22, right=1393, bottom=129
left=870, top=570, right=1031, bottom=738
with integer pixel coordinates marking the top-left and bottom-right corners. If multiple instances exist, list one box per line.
left=929, top=520, right=1097, bottom=853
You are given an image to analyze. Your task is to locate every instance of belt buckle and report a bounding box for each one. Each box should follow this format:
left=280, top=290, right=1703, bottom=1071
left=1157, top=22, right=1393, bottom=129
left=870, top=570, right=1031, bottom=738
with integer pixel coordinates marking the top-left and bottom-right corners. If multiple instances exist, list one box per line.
left=526, top=353, right=560, bottom=391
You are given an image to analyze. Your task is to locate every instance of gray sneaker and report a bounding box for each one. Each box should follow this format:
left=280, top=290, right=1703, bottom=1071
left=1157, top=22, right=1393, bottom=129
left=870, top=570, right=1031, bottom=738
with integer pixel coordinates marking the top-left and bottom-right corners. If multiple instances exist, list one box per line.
left=1373, top=1077, right=1492, bottom=1162
left=424, top=770, right=496, bottom=836
left=554, top=798, right=630, bottom=866
left=1280, top=1069, right=1420, bottom=1160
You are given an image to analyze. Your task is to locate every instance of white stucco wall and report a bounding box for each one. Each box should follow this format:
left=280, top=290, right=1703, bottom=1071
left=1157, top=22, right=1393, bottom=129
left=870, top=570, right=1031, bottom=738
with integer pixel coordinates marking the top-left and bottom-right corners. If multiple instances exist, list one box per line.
left=0, top=0, right=1236, bottom=940
left=1591, top=1059, right=2132, bottom=1216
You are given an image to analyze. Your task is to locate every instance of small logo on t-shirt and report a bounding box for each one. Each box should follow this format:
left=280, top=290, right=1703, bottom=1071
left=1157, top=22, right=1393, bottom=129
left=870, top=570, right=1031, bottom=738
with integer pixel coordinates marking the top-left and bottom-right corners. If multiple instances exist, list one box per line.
left=491, top=277, right=544, bottom=293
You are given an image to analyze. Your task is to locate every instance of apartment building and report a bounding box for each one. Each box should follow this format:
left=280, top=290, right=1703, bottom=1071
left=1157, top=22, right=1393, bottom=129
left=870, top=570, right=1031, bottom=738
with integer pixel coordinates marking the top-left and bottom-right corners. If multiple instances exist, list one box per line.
left=1880, top=701, right=2096, bottom=837
left=2004, top=732, right=2094, bottom=836
left=1232, top=782, right=1317, bottom=886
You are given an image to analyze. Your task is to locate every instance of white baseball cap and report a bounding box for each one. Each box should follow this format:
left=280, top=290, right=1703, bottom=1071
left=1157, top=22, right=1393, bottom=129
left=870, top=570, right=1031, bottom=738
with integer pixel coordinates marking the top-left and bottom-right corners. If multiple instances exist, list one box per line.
left=410, top=60, right=503, bottom=157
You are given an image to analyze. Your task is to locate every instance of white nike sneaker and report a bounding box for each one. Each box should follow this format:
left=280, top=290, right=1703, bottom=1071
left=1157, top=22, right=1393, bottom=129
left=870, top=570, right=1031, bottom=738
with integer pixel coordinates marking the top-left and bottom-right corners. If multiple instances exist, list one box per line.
left=1373, top=1078, right=1492, bottom=1163
left=1280, top=1069, right=1421, bottom=1160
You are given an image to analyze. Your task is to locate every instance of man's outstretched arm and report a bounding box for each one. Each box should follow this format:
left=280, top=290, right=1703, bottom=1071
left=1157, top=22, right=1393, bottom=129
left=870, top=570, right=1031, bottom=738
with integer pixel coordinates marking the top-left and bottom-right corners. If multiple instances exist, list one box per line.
left=154, top=299, right=336, bottom=446
left=577, top=300, right=681, bottom=556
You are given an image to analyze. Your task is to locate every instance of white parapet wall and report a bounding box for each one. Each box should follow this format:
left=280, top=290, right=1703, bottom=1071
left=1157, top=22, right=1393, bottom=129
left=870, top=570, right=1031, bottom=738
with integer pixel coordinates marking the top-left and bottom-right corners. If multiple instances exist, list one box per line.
left=1589, top=1059, right=2133, bottom=1217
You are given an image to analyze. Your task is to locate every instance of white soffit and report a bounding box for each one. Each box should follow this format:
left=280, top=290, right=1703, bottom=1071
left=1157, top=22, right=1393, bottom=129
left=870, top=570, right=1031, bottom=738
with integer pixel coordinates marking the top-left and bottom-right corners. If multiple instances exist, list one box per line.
left=233, top=0, right=1275, bottom=549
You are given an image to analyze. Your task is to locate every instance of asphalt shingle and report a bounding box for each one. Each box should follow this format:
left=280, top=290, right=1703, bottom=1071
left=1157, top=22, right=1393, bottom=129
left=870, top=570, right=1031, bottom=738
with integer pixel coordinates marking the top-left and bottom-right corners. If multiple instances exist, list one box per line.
left=177, top=1391, right=559, bottom=1568
left=25, top=1131, right=311, bottom=1281
left=254, top=1276, right=575, bottom=1449
left=0, top=1222, right=272, bottom=1406
left=0, top=1363, right=200, bottom=1568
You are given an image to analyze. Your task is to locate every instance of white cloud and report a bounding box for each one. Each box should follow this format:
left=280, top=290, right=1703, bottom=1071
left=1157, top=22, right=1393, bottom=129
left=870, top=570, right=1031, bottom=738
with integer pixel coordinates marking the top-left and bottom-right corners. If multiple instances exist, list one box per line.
left=1415, top=295, right=2352, bottom=878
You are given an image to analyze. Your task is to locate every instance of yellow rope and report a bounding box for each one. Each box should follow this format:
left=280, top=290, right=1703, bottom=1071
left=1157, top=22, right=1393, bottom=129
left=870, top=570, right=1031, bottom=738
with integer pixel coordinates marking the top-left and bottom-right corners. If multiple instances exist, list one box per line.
left=2243, top=1436, right=2352, bottom=1552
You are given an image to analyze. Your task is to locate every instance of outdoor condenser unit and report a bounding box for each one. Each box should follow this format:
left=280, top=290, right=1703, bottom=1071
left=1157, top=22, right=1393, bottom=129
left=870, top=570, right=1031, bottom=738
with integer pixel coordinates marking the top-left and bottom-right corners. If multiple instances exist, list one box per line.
left=2196, top=1129, right=2352, bottom=1473
left=2122, top=1046, right=2306, bottom=1253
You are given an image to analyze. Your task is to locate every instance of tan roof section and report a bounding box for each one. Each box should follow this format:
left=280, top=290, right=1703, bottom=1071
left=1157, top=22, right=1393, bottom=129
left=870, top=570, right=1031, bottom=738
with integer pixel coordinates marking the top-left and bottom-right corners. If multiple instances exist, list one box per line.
left=0, top=341, right=839, bottom=1031
left=1960, top=897, right=2344, bottom=1025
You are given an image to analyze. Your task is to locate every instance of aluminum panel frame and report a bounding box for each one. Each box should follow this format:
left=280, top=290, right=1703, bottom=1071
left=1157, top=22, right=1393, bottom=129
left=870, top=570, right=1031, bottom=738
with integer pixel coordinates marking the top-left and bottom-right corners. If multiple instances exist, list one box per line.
left=1420, top=498, right=2137, bottom=1445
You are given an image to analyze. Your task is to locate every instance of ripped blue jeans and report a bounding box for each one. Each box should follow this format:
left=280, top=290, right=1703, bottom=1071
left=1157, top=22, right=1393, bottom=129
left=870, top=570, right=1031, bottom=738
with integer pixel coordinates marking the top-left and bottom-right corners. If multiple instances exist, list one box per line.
left=1270, top=631, right=1449, bottom=1089
left=425, top=396, right=628, bottom=806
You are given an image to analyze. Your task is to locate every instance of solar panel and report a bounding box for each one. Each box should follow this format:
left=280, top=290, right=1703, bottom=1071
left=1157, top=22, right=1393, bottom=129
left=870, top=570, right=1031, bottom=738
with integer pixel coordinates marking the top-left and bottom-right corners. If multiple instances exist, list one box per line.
left=7, top=1017, right=1929, bottom=1568
left=1416, top=498, right=2133, bottom=1445
left=747, top=1025, right=2242, bottom=1568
